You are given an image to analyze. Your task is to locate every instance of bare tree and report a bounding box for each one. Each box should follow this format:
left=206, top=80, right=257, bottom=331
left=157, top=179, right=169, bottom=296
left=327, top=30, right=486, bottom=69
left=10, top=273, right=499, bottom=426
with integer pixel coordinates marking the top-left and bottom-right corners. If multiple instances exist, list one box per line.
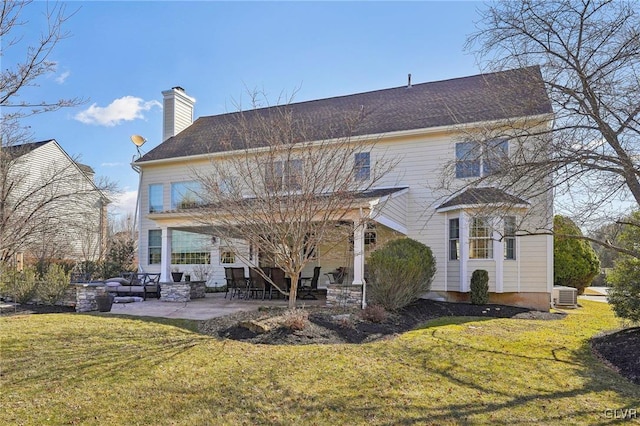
left=0, top=0, right=83, bottom=122
left=0, top=1, right=116, bottom=268
left=459, top=0, right=640, bottom=258
left=192, top=92, right=397, bottom=308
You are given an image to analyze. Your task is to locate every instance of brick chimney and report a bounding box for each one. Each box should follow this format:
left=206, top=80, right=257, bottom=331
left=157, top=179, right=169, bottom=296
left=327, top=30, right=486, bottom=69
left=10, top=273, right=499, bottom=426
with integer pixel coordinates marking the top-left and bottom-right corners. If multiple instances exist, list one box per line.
left=162, top=86, right=196, bottom=141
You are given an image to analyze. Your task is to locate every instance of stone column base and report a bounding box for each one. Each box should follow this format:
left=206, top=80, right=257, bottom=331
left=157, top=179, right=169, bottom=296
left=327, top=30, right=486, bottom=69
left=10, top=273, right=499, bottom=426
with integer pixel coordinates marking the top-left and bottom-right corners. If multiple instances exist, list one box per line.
left=326, top=284, right=363, bottom=308
left=161, top=282, right=191, bottom=302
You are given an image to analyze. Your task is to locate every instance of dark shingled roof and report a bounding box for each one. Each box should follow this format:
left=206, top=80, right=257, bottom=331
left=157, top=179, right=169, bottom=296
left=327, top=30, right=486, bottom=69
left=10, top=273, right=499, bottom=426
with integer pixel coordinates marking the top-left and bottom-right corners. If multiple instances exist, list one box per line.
left=438, top=188, right=529, bottom=209
left=138, top=66, right=552, bottom=163
left=3, top=140, right=51, bottom=159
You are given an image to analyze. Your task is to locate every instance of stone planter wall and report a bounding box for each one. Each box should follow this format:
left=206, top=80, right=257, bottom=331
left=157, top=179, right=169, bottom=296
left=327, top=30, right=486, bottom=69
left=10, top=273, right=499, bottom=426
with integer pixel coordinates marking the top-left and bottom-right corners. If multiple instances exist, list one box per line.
left=161, top=282, right=191, bottom=302
left=189, top=281, right=206, bottom=299
left=73, top=283, right=107, bottom=312
left=326, top=284, right=363, bottom=308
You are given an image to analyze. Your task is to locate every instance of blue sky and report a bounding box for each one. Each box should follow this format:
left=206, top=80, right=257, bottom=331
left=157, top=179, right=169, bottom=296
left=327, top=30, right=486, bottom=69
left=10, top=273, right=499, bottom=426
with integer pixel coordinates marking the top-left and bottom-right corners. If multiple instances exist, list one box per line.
left=9, top=1, right=484, bottom=217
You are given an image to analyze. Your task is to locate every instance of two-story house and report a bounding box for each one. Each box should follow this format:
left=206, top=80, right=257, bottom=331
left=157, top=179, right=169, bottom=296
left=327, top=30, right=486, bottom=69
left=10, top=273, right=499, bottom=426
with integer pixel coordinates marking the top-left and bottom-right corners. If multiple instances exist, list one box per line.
left=1, top=140, right=110, bottom=268
left=135, top=66, right=554, bottom=310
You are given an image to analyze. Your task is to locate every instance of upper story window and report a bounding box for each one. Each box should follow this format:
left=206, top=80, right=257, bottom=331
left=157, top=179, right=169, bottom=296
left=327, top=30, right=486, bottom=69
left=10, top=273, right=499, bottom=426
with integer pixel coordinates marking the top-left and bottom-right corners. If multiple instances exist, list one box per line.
left=149, top=184, right=163, bottom=213
left=469, top=217, right=493, bottom=259
left=355, top=152, right=371, bottom=181
left=449, top=218, right=460, bottom=260
left=456, top=140, right=508, bottom=179
left=265, top=159, right=303, bottom=192
left=171, top=181, right=203, bottom=210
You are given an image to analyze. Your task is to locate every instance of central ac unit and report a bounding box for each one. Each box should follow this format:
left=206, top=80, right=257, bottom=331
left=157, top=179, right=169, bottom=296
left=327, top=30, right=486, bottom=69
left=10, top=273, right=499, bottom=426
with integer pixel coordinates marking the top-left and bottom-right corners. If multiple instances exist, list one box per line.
left=552, top=286, right=578, bottom=308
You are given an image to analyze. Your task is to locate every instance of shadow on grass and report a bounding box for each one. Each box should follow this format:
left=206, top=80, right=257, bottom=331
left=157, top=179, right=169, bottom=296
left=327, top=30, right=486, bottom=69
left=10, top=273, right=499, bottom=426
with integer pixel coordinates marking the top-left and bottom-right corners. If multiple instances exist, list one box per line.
left=94, top=312, right=201, bottom=333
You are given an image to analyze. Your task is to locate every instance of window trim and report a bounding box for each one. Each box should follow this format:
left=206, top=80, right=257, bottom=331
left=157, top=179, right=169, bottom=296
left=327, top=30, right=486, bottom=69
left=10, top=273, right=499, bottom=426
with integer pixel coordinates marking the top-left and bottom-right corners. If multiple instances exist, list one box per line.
left=355, top=152, right=371, bottom=181
left=455, top=139, right=509, bottom=179
left=170, top=181, right=203, bottom=210
left=504, top=216, right=517, bottom=260
left=469, top=217, right=493, bottom=259
left=449, top=218, right=460, bottom=260
left=149, top=183, right=163, bottom=213
left=148, top=229, right=162, bottom=265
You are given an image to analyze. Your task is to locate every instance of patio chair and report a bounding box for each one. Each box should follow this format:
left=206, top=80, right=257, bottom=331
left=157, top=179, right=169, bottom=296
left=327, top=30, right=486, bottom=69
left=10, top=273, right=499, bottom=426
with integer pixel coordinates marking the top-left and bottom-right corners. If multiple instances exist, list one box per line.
left=224, top=267, right=236, bottom=299
left=299, top=266, right=321, bottom=300
left=269, top=267, right=287, bottom=299
left=325, top=266, right=347, bottom=284
left=231, top=267, right=249, bottom=299
left=248, top=268, right=267, bottom=299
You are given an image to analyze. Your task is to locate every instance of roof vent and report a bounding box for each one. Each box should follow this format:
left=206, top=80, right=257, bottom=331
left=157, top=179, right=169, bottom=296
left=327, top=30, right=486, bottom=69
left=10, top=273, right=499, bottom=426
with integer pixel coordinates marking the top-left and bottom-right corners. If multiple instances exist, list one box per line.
left=407, top=73, right=412, bottom=88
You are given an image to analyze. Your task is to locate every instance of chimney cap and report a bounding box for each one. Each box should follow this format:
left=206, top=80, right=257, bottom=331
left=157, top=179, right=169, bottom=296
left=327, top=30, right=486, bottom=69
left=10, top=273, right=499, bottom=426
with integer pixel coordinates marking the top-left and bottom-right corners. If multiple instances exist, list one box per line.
left=172, top=86, right=185, bottom=92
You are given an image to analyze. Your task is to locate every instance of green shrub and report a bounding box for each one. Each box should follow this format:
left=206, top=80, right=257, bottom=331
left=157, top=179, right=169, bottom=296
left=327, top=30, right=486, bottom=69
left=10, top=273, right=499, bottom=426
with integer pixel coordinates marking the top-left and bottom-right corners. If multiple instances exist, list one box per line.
left=607, top=211, right=640, bottom=322
left=38, top=264, right=71, bottom=305
left=6, top=267, right=39, bottom=304
left=554, top=215, right=600, bottom=294
left=470, top=269, right=489, bottom=305
left=367, top=238, right=436, bottom=311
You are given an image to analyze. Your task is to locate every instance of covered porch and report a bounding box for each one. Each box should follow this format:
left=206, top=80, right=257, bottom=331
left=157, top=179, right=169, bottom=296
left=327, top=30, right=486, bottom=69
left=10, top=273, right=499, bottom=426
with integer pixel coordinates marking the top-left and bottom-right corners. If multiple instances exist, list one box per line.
left=145, top=187, right=409, bottom=307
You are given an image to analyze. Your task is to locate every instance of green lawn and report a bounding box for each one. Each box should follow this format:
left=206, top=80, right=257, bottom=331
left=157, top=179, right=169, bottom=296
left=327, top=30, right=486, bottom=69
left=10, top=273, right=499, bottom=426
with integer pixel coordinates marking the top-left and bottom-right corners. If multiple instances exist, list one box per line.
left=1, top=301, right=638, bottom=425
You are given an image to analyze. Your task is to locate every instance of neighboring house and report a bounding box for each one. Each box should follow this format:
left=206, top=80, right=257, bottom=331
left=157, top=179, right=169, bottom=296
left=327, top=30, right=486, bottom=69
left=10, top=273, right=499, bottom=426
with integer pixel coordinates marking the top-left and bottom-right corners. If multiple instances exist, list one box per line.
left=1, top=140, right=110, bottom=267
left=135, top=67, right=554, bottom=310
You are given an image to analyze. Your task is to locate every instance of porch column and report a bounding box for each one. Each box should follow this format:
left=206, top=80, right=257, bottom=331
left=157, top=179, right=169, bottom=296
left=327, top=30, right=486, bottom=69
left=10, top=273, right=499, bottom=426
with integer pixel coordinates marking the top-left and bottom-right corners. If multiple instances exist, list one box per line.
left=459, top=212, right=469, bottom=292
left=494, top=225, right=504, bottom=293
left=160, top=227, right=172, bottom=282
left=352, top=220, right=365, bottom=286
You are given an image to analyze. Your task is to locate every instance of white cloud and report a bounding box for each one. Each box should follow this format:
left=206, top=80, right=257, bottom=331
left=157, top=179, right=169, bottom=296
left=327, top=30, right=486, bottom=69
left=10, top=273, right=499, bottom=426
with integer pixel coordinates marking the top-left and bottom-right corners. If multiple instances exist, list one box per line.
left=55, top=71, right=70, bottom=84
left=109, top=190, right=138, bottom=219
left=101, top=162, right=124, bottom=167
left=74, top=96, right=161, bottom=127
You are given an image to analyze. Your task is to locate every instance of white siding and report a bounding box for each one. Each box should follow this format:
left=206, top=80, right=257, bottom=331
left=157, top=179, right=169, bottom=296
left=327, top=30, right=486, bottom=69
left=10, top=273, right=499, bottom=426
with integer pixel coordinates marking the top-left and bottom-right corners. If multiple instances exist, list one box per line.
left=138, top=126, right=552, bottom=298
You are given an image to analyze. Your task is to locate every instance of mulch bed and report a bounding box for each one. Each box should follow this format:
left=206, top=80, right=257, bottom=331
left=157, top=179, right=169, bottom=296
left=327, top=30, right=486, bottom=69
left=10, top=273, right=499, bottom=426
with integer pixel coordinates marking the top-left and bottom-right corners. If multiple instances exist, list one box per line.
left=592, top=327, right=640, bottom=386
left=199, top=299, right=564, bottom=345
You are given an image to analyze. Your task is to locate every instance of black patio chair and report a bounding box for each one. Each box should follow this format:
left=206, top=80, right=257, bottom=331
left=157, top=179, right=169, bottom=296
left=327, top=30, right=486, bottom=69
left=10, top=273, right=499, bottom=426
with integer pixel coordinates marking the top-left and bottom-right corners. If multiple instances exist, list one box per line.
left=248, top=268, right=267, bottom=299
left=299, top=266, right=321, bottom=300
left=269, top=267, right=287, bottom=299
left=231, top=267, right=249, bottom=299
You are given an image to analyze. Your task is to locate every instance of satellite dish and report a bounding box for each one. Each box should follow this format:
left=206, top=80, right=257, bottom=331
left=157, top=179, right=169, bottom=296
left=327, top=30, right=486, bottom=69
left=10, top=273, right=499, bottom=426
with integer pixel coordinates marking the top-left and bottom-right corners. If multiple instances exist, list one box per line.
left=130, top=135, right=146, bottom=147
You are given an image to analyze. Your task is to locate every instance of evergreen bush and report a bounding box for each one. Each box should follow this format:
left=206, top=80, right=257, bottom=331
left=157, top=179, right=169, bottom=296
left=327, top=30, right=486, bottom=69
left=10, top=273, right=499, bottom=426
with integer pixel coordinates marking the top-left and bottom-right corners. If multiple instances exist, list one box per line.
left=367, top=238, right=436, bottom=311
left=470, top=269, right=489, bottom=305
left=38, top=264, right=71, bottom=305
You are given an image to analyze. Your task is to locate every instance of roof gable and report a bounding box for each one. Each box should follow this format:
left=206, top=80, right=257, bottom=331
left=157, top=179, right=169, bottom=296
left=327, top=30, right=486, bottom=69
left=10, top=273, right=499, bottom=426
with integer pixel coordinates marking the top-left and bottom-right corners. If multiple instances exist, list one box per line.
left=138, top=66, right=552, bottom=163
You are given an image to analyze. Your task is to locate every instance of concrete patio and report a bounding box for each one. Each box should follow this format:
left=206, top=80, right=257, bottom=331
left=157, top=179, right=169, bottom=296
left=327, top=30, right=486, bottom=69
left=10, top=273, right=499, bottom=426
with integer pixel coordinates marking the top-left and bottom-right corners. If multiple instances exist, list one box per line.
left=104, top=291, right=326, bottom=320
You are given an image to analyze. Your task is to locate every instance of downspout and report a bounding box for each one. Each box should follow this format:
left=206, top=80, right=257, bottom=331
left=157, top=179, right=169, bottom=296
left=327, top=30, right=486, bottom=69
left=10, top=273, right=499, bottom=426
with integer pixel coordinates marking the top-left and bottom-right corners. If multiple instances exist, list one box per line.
left=132, top=162, right=143, bottom=272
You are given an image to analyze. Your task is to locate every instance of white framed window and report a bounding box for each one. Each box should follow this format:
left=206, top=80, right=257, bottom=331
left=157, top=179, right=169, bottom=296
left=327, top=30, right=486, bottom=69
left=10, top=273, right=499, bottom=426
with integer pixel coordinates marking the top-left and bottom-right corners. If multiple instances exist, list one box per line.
left=148, top=230, right=162, bottom=265
left=504, top=216, right=516, bottom=260
left=449, top=218, right=460, bottom=260
left=469, top=217, right=493, bottom=259
left=355, top=152, right=371, bottom=181
left=171, top=181, right=204, bottom=210
left=455, top=139, right=508, bottom=178
left=220, top=249, right=235, bottom=264
left=364, top=223, right=377, bottom=246
left=265, top=159, right=303, bottom=191
left=171, top=230, right=211, bottom=265
left=149, top=184, right=163, bottom=213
